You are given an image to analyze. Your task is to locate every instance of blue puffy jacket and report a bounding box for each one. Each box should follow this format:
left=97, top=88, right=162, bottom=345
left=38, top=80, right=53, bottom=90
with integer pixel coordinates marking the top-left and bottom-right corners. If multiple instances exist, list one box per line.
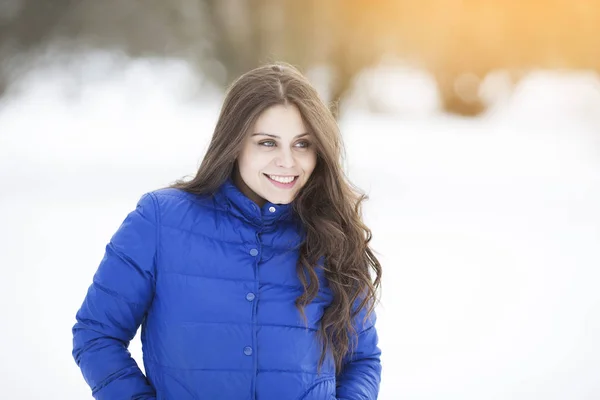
left=72, top=178, right=381, bottom=399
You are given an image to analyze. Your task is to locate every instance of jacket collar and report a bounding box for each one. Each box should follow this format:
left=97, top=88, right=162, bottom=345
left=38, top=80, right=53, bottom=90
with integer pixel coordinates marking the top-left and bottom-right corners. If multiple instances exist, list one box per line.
left=217, top=177, right=296, bottom=227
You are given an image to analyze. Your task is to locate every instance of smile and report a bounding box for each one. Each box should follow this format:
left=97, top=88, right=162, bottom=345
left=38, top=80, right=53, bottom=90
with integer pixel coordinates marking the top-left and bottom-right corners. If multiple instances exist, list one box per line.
left=264, top=174, right=299, bottom=188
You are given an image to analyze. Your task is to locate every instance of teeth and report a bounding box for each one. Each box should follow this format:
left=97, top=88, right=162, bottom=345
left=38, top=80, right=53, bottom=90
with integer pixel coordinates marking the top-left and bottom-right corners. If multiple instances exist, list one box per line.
left=268, top=175, right=295, bottom=183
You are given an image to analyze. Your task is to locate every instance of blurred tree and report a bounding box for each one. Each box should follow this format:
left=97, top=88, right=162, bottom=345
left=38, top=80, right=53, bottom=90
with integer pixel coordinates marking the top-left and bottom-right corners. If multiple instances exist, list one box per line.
left=198, top=0, right=373, bottom=117
left=1, top=0, right=600, bottom=116
left=0, top=0, right=74, bottom=95
left=201, top=0, right=276, bottom=83
left=0, top=0, right=72, bottom=48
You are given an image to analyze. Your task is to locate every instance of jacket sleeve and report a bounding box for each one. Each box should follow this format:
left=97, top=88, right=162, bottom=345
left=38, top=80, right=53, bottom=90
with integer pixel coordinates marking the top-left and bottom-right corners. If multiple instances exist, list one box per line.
left=336, top=300, right=382, bottom=400
left=72, top=193, right=159, bottom=399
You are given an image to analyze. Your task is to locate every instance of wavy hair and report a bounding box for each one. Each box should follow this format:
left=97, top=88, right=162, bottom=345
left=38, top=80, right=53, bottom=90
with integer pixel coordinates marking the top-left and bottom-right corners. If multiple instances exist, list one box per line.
left=168, top=62, right=382, bottom=373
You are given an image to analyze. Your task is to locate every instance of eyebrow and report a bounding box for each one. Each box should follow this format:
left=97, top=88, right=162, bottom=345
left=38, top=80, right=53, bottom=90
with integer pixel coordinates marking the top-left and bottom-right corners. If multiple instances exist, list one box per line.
left=251, top=132, right=310, bottom=139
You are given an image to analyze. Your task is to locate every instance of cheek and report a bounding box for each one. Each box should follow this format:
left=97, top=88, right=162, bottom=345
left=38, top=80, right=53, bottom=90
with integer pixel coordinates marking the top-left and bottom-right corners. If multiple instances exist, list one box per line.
left=301, top=152, right=317, bottom=175
left=239, top=152, right=269, bottom=177
left=236, top=152, right=251, bottom=176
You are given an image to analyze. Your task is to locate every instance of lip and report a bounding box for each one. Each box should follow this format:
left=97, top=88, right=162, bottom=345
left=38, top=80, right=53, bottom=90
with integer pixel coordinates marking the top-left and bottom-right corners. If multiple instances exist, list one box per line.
left=264, top=174, right=297, bottom=177
left=264, top=173, right=299, bottom=189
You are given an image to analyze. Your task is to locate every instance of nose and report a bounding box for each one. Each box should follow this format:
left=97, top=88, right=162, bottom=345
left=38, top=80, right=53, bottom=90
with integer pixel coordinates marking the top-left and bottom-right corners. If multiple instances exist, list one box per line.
left=275, top=147, right=295, bottom=168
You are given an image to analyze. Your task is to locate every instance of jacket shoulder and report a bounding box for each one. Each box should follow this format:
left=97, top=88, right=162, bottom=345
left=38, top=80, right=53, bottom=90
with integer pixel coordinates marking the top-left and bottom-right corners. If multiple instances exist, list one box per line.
left=152, top=187, right=197, bottom=202
left=149, top=187, right=222, bottom=221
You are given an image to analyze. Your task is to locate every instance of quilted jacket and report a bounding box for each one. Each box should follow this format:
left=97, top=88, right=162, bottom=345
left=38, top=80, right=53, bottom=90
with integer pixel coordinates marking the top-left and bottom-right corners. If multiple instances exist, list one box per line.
left=72, top=178, right=381, bottom=399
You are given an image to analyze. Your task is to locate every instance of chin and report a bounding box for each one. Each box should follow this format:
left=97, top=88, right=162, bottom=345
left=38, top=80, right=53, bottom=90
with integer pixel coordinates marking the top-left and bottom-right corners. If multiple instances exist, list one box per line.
left=260, top=189, right=295, bottom=205
left=267, top=197, right=293, bottom=205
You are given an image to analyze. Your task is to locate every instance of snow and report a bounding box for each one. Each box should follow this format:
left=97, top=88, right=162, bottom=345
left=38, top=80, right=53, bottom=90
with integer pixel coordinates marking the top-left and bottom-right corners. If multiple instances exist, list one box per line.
left=1, top=51, right=599, bottom=399
left=342, top=59, right=442, bottom=116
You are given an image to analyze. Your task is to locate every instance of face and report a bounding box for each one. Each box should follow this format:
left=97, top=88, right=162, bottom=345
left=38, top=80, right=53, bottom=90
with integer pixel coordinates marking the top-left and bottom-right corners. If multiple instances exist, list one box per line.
left=234, top=104, right=317, bottom=206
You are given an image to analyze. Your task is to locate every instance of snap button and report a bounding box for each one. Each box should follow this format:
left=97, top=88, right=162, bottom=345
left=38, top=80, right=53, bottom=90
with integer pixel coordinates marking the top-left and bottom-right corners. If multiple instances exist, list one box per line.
left=249, top=248, right=258, bottom=256
left=243, top=346, right=253, bottom=356
left=246, top=292, right=255, bottom=301
left=268, top=206, right=276, bottom=213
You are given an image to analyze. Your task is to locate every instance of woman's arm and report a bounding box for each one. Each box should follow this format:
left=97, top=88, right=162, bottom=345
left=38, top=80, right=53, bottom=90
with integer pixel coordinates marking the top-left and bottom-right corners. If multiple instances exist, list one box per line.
left=336, top=304, right=382, bottom=400
left=72, top=193, right=159, bottom=399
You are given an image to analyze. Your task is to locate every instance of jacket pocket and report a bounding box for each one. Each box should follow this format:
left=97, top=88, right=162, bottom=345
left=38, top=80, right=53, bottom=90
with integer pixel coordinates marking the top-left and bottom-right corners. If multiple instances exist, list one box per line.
left=296, top=377, right=337, bottom=400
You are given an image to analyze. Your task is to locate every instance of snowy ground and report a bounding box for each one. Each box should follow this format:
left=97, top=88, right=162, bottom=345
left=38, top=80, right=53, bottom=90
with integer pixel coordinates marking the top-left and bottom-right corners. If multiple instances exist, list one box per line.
left=1, top=52, right=599, bottom=399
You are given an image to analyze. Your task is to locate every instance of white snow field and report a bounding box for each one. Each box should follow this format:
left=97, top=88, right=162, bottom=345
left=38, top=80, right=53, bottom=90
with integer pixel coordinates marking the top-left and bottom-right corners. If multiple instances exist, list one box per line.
left=1, top=52, right=599, bottom=399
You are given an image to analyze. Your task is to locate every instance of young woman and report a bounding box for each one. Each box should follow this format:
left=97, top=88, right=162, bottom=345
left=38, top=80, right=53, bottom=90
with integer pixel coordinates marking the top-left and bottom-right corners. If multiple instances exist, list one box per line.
left=72, top=63, right=382, bottom=399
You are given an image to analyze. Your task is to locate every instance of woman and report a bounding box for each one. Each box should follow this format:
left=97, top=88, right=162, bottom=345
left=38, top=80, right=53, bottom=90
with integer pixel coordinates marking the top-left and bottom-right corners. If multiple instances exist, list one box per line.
left=72, top=63, right=382, bottom=399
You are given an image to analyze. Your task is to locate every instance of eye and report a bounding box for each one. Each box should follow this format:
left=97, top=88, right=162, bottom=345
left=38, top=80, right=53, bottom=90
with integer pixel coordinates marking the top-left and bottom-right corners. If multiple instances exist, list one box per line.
left=295, top=140, right=311, bottom=149
left=259, top=140, right=276, bottom=147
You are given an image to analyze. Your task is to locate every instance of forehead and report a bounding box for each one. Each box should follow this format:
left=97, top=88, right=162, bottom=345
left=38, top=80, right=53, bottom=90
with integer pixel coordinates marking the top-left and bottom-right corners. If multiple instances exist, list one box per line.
left=253, top=104, right=308, bottom=137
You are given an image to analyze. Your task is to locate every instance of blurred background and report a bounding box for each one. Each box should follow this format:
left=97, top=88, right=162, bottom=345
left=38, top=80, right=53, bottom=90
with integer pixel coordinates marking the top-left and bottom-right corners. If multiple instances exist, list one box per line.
left=1, top=1, right=600, bottom=399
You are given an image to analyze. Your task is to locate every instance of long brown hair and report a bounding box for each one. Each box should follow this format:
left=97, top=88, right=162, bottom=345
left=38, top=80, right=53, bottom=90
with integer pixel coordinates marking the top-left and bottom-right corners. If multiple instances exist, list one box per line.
left=169, top=62, right=382, bottom=373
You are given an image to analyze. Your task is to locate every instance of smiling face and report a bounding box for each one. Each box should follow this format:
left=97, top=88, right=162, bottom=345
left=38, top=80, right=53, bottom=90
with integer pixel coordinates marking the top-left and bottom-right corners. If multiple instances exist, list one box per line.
left=233, top=103, right=318, bottom=207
